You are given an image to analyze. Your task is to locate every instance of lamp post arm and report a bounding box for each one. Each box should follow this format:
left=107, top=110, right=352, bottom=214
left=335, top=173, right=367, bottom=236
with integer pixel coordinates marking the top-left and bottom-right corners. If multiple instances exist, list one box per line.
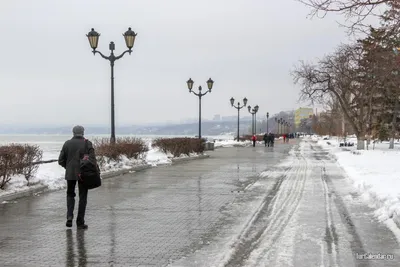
left=200, top=91, right=209, bottom=97
left=191, top=91, right=200, bottom=97
left=232, top=103, right=242, bottom=109
left=93, top=50, right=110, bottom=60
left=240, top=103, right=246, bottom=109
left=115, top=49, right=132, bottom=60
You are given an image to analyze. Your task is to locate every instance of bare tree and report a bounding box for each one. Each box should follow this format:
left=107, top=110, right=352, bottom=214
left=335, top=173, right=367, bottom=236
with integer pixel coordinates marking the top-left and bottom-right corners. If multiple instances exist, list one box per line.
left=292, top=43, right=372, bottom=149
left=315, top=97, right=344, bottom=136
left=297, top=0, right=396, bottom=33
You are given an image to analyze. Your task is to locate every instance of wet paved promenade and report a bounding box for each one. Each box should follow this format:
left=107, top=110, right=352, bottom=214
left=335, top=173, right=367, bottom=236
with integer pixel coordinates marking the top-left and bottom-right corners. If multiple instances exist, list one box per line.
left=0, top=142, right=294, bottom=266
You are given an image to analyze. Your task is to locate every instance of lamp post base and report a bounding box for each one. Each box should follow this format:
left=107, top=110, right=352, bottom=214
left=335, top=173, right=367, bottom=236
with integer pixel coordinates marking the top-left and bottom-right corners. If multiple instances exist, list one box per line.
left=110, top=136, right=116, bottom=144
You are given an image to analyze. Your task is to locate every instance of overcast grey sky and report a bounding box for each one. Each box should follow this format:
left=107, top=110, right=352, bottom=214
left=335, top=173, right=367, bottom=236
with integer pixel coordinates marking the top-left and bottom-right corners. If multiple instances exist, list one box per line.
left=0, top=0, right=348, bottom=126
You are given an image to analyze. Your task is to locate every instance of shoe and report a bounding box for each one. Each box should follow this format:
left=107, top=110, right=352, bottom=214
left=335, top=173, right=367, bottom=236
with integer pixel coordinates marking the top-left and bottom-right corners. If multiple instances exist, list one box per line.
left=66, top=220, right=72, bottom=227
left=77, top=224, right=88, bottom=230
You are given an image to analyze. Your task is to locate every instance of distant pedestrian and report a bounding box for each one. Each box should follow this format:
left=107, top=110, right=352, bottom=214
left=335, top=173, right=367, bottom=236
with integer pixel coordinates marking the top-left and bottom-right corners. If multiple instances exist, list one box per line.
left=269, top=133, right=275, bottom=147
left=263, top=133, right=268, bottom=147
left=58, top=125, right=98, bottom=229
left=252, top=135, right=256, bottom=147
left=283, top=134, right=286, bottom=143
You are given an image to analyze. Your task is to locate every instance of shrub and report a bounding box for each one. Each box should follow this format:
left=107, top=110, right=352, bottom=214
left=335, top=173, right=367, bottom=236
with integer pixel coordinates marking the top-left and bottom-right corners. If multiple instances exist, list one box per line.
left=116, top=137, right=149, bottom=159
left=0, top=145, right=18, bottom=189
left=93, top=137, right=149, bottom=167
left=20, top=145, right=43, bottom=185
left=152, top=137, right=204, bottom=157
left=93, top=138, right=121, bottom=162
left=0, top=144, right=42, bottom=189
left=236, top=136, right=248, bottom=141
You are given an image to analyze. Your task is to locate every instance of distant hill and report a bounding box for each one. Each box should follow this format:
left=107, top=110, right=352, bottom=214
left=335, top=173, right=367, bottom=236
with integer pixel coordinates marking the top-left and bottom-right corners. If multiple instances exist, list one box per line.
left=0, top=111, right=296, bottom=136
left=0, top=119, right=252, bottom=136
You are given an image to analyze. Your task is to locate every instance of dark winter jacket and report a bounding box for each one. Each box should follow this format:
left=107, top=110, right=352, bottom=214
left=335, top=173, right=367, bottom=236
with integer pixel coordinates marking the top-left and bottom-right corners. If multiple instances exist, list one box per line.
left=58, top=136, right=96, bottom=180
left=269, top=133, right=275, bottom=142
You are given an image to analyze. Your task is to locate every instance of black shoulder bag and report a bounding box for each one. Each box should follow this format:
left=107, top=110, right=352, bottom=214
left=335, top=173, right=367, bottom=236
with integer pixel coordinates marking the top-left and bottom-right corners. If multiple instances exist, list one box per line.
left=79, top=139, right=101, bottom=189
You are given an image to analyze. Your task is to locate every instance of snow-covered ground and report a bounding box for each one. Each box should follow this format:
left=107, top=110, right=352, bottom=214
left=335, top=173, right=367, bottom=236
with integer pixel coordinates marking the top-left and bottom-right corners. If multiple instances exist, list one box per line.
left=315, top=135, right=400, bottom=231
left=0, top=135, right=230, bottom=198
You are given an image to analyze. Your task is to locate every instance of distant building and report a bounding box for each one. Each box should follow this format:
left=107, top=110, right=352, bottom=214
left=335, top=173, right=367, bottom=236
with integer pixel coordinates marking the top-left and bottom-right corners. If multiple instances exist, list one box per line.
left=295, top=107, right=313, bottom=126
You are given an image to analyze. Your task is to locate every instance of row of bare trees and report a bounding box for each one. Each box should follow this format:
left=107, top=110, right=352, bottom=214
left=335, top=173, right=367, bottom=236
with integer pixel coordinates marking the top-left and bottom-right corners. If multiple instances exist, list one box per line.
left=293, top=0, right=400, bottom=149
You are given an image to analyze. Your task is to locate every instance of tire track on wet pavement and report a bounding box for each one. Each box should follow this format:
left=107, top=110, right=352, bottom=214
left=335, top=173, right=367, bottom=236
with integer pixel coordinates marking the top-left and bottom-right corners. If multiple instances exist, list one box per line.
left=321, top=164, right=340, bottom=267
left=248, top=148, right=308, bottom=266
left=310, top=142, right=370, bottom=267
left=222, top=145, right=308, bottom=267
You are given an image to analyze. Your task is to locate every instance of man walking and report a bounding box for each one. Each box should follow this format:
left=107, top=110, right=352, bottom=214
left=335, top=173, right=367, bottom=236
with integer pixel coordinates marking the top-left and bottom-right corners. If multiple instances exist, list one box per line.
left=268, top=132, right=274, bottom=147
left=58, top=125, right=96, bottom=229
left=263, top=133, right=268, bottom=147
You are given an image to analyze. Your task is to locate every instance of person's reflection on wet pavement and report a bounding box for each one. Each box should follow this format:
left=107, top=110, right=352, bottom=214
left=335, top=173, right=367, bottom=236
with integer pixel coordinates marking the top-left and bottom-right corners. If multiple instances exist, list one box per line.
left=77, top=229, right=87, bottom=267
left=66, top=229, right=74, bottom=267
left=66, top=229, right=87, bottom=267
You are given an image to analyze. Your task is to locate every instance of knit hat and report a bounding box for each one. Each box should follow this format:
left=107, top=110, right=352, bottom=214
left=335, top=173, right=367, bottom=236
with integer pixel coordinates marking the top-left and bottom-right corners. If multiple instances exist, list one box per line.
left=72, top=125, right=84, bottom=137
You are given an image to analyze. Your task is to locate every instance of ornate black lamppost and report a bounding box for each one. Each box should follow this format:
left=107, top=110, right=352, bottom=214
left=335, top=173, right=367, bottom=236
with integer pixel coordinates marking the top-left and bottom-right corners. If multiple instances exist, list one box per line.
left=230, top=97, right=248, bottom=141
left=86, top=27, right=137, bottom=143
left=248, top=105, right=259, bottom=135
left=186, top=78, right=214, bottom=139
left=266, top=112, right=269, bottom=133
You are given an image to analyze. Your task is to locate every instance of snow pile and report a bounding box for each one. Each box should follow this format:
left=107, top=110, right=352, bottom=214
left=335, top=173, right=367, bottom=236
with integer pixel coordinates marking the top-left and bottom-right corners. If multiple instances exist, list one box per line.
left=146, top=146, right=172, bottom=166
left=315, top=136, right=400, bottom=230
left=214, top=139, right=251, bottom=148
left=2, top=162, right=66, bottom=196
left=334, top=149, right=400, bottom=226
left=317, top=138, right=341, bottom=150
left=99, top=155, right=148, bottom=173
left=316, top=136, right=357, bottom=152
left=313, top=135, right=400, bottom=151
left=33, top=160, right=65, bottom=190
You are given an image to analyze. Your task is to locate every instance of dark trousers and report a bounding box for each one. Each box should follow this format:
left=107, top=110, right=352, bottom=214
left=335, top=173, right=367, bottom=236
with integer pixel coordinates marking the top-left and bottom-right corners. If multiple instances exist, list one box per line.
left=252, top=140, right=256, bottom=147
left=67, top=180, right=88, bottom=225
